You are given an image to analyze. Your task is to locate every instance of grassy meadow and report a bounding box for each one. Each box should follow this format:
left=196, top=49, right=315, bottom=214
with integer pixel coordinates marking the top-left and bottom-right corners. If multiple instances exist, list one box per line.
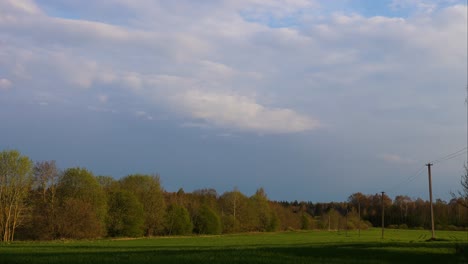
left=0, top=229, right=466, bottom=264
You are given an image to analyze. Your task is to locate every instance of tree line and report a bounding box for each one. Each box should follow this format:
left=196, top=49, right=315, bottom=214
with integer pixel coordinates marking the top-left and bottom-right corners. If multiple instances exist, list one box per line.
left=0, top=150, right=467, bottom=241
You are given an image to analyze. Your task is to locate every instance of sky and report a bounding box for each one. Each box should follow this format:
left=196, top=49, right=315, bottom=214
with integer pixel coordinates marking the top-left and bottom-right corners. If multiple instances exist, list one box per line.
left=0, top=0, right=467, bottom=202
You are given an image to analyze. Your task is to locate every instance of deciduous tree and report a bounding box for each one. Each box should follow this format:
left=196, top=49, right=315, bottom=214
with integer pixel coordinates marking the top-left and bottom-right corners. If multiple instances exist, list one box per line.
left=0, top=150, right=33, bottom=242
left=107, top=190, right=144, bottom=237
left=165, top=204, right=192, bottom=235
left=56, top=167, right=107, bottom=238
left=120, top=174, right=165, bottom=236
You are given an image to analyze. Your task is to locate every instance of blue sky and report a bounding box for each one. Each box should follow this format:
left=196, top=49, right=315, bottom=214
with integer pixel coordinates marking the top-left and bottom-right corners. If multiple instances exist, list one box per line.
left=0, top=0, right=467, bottom=202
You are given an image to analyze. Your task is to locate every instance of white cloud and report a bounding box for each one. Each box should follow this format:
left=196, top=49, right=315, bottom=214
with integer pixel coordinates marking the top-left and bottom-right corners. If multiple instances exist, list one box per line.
left=0, top=0, right=42, bottom=15
left=390, top=0, right=437, bottom=13
left=135, top=110, right=154, bottom=120
left=0, top=78, right=12, bottom=90
left=0, top=0, right=465, bottom=136
left=174, top=90, right=320, bottom=133
left=380, top=154, right=415, bottom=165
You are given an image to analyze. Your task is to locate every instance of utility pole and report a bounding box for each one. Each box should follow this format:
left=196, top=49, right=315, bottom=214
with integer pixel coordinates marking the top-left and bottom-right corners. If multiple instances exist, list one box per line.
left=381, top=191, right=385, bottom=239
left=426, top=163, right=435, bottom=240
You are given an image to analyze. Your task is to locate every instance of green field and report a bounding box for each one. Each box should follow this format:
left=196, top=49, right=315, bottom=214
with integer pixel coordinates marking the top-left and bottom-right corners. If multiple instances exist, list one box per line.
left=0, top=229, right=467, bottom=264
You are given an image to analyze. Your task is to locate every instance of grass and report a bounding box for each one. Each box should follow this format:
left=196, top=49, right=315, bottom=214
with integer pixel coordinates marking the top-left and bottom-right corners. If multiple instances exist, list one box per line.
left=0, top=229, right=467, bottom=263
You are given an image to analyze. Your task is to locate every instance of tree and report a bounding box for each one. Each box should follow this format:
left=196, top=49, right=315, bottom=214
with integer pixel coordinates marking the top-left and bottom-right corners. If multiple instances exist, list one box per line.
left=452, top=165, right=468, bottom=208
left=0, top=150, right=33, bottom=242
left=193, top=205, right=221, bottom=235
left=56, top=198, right=103, bottom=239
left=393, top=195, right=412, bottom=224
left=107, top=190, right=144, bottom=237
left=28, top=161, right=61, bottom=240
left=55, top=167, right=107, bottom=238
left=96, top=175, right=117, bottom=192
left=301, top=213, right=310, bottom=230
left=250, top=188, right=272, bottom=231
left=165, top=204, right=192, bottom=235
left=219, top=189, right=248, bottom=232
left=119, top=174, right=166, bottom=236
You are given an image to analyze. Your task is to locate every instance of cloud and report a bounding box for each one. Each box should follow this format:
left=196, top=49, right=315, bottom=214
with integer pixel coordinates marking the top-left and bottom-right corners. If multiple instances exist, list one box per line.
left=0, top=0, right=465, bottom=137
left=0, top=0, right=42, bottom=15
left=0, top=78, right=12, bottom=90
left=97, top=95, right=108, bottom=103
left=390, top=0, right=437, bottom=13
left=135, top=111, right=154, bottom=120
left=175, top=90, right=320, bottom=134
left=380, top=154, right=415, bottom=165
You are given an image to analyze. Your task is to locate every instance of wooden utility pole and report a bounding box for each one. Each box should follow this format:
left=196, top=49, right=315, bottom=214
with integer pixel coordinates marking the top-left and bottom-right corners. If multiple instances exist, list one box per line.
left=426, top=163, right=435, bottom=240
left=381, top=191, right=385, bottom=239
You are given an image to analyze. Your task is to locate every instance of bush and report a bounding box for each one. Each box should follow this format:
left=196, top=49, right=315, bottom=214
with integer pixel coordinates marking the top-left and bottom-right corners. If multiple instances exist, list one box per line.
left=399, top=224, right=408, bottom=229
left=347, top=222, right=356, bottom=230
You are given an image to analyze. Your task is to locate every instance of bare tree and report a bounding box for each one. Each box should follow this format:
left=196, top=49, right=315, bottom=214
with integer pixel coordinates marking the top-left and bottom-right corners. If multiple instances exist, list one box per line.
left=29, top=161, right=61, bottom=239
left=0, top=150, right=33, bottom=242
left=33, top=161, right=60, bottom=205
left=453, top=164, right=468, bottom=208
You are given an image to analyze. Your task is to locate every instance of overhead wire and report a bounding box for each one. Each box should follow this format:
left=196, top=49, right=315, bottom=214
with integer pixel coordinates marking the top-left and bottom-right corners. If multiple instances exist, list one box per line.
left=385, top=166, right=426, bottom=194
left=431, top=147, right=467, bottom=164
left=383, top=147, right=467, bottom=194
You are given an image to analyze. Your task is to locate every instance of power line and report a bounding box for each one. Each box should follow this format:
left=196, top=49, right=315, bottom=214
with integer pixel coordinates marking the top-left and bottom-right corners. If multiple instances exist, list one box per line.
left=384, top=147, right=467, bottom=194
left=385, top=166, right=426, bottom=194
left=431, top=147, right=467, bottom=164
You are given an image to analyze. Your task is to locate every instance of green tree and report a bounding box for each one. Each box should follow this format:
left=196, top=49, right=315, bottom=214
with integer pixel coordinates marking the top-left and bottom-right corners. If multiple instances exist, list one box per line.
left=219, top=189, right=248, bottom=232
left=165, top=204, right=192, bottom=235
left=250, top=188, right=272, bottom=231
left=267, top=211, right=280, bottom=232
left=96, top=175, right=118, bottom=192
left=194, top=205, right=221, bottom=235
left=107, top=190, right=144, bottom=237
left=56, top=167, right=107, bottom=238
left=120, top=174, right=166, bottom=236
left=301, top=213, right=310, bottom=230
left=0, top=150, right=33, bottom=241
